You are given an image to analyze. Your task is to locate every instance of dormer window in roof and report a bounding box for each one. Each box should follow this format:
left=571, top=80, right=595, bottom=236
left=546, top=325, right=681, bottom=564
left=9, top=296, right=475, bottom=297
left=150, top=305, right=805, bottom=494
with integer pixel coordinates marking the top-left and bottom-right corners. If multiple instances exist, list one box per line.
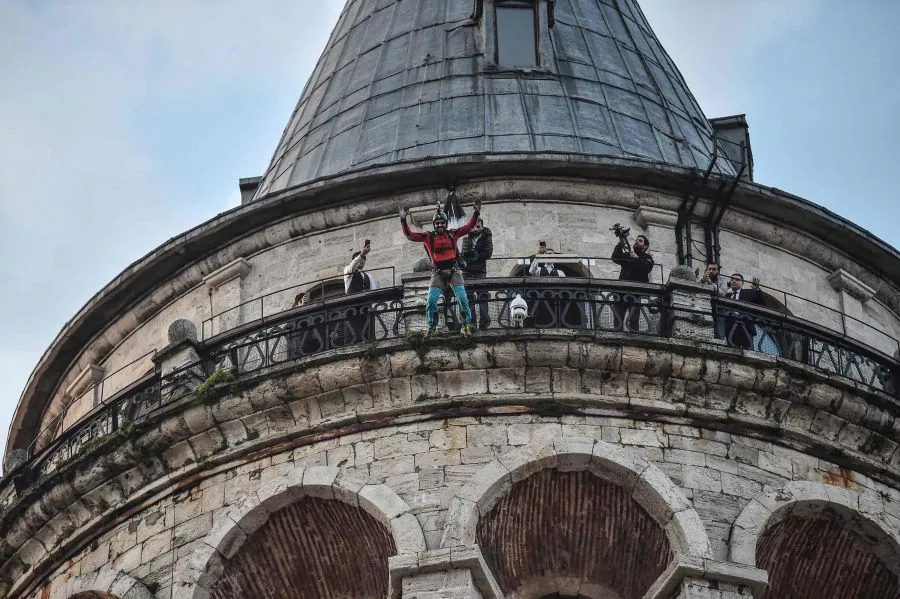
left=495, top=0, right=538, bottom=68
left=481, top=0, right=553, bottom=72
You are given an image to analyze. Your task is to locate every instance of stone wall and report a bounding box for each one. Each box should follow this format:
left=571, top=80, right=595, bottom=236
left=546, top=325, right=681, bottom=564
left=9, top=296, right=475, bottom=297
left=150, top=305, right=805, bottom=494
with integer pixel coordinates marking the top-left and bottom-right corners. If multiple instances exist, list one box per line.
left=4, top=335, right=899, bottom=598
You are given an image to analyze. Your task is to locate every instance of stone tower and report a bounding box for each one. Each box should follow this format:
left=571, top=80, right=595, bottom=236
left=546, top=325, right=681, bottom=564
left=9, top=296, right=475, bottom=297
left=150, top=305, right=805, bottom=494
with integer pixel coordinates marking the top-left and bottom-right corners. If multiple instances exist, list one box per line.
left=3, top=1, right=900, bottom=598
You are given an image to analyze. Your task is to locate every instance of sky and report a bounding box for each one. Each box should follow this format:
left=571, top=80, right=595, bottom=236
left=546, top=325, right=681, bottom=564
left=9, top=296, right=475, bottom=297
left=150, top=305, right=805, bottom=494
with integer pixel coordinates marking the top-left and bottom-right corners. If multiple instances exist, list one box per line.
left=1, top=0, right=898, bottom=454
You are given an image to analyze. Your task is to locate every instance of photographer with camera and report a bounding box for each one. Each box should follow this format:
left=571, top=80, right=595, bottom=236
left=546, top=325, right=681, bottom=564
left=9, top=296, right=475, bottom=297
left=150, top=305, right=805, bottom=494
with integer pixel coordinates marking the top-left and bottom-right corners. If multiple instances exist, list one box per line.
left=610, top=224, right=654, bottom=332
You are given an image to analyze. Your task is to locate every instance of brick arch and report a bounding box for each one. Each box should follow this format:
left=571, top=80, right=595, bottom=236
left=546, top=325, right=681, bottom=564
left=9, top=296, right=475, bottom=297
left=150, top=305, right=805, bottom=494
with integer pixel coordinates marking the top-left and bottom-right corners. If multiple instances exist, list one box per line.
left=184, top=465, right=425, bottom=599
left=440, top=436, right=712, bottom=559
left=730, top=481, right=900, bottom=598
left=55, top=568, right=154, bottom=599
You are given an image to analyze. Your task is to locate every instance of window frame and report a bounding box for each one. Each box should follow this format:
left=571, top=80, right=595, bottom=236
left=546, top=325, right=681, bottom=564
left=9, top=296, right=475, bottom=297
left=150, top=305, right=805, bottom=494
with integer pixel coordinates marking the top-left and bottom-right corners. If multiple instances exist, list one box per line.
left=493, top=0, right=540, bottom=69
left=482, top=0, right=552, bottom=72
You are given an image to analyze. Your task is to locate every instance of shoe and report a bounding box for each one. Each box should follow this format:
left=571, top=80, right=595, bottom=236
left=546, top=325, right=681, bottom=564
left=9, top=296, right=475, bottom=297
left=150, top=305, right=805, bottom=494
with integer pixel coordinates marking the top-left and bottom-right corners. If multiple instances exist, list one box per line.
left=423, top=326, right=436, bottom=339
left=460, top=323, right=474, bottom=336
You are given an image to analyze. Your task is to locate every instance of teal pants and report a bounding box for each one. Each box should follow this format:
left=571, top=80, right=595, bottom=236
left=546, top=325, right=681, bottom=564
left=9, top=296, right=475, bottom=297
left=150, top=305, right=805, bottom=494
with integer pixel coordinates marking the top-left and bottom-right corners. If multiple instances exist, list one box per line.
left=427, top=286, right=472, bottom=327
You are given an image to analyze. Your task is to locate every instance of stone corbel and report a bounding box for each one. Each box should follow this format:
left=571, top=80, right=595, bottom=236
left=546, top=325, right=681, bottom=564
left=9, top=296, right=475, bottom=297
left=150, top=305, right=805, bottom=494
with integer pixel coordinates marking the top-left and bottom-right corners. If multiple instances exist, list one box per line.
left=635, top=206, right=679, bottom=229
left=642, top=555, right=768, bottom=599
left=63, top=363, right=105, bottom=401
left=203, top=258, right=251, bottom=291
left=827, top=268, right=875, bottom=303
left=388, top=545, right=503, bottom=599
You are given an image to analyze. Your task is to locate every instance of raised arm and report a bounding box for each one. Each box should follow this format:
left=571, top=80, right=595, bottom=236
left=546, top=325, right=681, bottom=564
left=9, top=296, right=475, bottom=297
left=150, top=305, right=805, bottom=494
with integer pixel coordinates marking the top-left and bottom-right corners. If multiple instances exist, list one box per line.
left=452, top=200, right=481, bottom=240
left=399, top=206, right=427, bottom=242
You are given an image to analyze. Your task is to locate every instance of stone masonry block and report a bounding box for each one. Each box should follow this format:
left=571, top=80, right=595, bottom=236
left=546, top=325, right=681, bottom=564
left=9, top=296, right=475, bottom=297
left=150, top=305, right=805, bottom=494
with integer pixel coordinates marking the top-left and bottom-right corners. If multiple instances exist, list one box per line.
left=437, top=369, right=488, bottom=396
left=525, top=367, right=552, bottom=393
left=584, top=344, right=621, bottom=371
left=487, top=368, right=525, bottom=393
left=526, top=341, right=569, bottom=366
left=492, top=342, right=526, bottom=367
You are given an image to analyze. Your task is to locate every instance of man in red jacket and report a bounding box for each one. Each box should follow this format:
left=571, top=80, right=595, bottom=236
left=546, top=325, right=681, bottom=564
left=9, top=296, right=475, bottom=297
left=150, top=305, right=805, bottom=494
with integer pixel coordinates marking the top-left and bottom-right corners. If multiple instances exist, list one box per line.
left=400, top=200, right=481, bottom=337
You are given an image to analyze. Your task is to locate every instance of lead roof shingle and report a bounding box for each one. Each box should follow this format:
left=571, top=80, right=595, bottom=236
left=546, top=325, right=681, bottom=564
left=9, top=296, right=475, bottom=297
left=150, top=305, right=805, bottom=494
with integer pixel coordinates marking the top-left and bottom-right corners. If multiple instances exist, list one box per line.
left=253, top=0, right=734, bottom=201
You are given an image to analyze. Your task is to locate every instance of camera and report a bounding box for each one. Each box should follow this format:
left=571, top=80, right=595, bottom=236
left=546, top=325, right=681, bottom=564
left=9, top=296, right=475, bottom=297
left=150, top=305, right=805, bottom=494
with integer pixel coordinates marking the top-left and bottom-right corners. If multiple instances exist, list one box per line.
left=509, top=294, right=528, bottom=328
left=610, top=223, right=630, bottom=239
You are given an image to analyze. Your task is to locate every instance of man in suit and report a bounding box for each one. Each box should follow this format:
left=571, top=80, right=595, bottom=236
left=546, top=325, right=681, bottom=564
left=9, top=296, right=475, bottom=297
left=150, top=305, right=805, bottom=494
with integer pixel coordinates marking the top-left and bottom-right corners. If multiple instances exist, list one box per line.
left=724, top=273, right=765, bottom=349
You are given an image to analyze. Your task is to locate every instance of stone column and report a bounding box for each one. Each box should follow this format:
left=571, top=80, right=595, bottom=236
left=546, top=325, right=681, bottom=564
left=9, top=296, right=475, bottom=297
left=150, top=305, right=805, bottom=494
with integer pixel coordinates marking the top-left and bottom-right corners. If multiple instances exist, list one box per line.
left=203, top=257, right=252, bottom=336
left=635, top=205, right=679, bottom=283
left=401, top=272, right=431, bottom=333
left=666, top=266, right=722, bottom=344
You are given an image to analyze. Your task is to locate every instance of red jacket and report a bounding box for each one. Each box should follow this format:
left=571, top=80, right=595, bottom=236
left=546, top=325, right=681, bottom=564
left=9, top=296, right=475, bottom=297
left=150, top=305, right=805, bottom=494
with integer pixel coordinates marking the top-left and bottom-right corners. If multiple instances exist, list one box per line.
left=402, top=212, right=480, bottom=269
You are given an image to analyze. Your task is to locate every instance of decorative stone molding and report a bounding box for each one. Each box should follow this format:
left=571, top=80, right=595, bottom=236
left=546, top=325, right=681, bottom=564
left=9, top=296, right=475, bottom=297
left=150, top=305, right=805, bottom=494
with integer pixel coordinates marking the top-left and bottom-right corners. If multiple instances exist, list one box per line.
left=182, top=465, right=425, bottom=599
left=440, top=436, right=713, bottom=559
left=388, top=546, right=503, bottom=599
left=828, top=268, right=876, bottom=302
left=52, top=567, right=155, bottom=599
left=409, top=204, right=440, bottom=227
left=729, top=481, right=900, bottom=570
left=63, top=363, right=105, bottom=401
left=635, top=206, right=679, bottom=229
left=641, top=555, right=768, bottom=599
left=202, top=258, right=251, bottom=291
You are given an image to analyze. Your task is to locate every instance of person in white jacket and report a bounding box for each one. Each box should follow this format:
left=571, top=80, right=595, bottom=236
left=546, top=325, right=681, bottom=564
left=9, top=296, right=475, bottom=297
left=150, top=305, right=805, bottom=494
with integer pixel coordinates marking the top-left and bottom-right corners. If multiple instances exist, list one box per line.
left=343, top=241, right=378, bottom=294
left=528, top=244, right=566, bottom=277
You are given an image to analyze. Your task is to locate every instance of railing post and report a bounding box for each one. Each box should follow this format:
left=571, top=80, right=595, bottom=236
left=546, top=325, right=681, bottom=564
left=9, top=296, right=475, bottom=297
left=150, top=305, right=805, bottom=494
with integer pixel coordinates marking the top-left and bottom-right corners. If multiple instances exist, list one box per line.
left=401, top=272, right=432, bottom=332
left=152, top=319, right=205, bottom=404
left=665, top=266, right=722, bottom=344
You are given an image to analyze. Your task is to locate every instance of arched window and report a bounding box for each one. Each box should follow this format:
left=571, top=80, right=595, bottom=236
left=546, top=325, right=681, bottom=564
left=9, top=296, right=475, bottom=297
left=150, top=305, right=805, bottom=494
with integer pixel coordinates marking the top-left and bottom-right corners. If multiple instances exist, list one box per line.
left=495, top=0, right=539, bottom=68
left=305, top=278, right=345, bottom=303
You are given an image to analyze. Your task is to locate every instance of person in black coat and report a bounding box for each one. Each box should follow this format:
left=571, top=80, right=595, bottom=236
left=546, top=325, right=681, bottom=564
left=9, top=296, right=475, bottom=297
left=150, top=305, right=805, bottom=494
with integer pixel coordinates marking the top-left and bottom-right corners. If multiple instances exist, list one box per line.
left=461, top=218, right=493, bottom=329
left=610, top=234, right=654, bottom=331
left=723, top=273, right=765, bottom=349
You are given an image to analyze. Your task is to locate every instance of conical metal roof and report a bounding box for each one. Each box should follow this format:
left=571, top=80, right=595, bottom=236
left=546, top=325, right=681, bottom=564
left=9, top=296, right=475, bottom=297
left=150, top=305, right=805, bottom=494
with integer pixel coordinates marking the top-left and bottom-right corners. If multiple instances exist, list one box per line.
left=253, top=0, right=733, bottom=200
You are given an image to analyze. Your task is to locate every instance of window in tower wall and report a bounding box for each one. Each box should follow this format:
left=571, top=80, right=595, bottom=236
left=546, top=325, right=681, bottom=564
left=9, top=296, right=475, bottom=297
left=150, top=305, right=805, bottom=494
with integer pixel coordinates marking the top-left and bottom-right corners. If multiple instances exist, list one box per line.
left=495, top=0, right=539, bottom=68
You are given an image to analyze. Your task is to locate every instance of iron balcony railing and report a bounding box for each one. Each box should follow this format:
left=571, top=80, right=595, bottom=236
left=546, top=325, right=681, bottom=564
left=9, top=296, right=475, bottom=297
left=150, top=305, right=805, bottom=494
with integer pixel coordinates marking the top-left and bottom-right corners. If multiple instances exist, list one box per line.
left=714, top=297, right=897, bottom=395
left=2, top=279, right=898, bottom=508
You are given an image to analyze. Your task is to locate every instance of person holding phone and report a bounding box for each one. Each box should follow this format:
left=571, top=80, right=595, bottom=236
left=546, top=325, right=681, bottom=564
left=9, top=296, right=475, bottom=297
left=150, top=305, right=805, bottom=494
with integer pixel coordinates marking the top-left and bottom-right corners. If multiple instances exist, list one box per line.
left=344, top=239, right=378, bottom=294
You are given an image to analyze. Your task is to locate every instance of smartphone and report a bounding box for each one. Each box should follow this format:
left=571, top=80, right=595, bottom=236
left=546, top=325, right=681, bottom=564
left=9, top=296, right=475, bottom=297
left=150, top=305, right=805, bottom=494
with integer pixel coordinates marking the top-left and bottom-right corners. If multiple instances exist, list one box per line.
left=539, top=241, right=546, bottom=248
left=364, top=239, right=371, bottom=247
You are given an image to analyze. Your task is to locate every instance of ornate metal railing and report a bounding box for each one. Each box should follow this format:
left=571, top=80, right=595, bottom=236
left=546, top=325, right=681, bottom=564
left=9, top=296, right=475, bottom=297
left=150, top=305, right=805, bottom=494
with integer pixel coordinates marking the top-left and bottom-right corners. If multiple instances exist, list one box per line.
left=437, top=278, right=668, bottom=336
left=4, top=281, right=899, bottom=507
left=27, top=374, right=164, bottom=481
left=206, top=288, right=406, bottom=376
left=715, top=298, right=897, bottom=395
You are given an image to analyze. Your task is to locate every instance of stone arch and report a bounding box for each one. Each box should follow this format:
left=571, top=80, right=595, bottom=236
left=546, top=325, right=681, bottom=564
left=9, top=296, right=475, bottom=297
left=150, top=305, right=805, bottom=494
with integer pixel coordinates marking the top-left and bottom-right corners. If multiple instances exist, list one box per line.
left=440, top=436, right=712, bottom=559
left=55, top=568, right=154, bottom=599
left=184, top=465, right=425, bottom=599
left=730, top=481, right=900, bottom=598
left=730, top=481, right=900, bottom=566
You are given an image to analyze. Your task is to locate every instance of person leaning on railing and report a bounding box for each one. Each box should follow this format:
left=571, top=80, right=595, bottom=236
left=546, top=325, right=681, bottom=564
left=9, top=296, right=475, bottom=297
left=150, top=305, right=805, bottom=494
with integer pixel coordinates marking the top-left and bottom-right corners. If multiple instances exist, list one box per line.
left=461, top=217, right=493, bottom=329
left=723, top=273, right=765, bottom=350
left=611, top=233, right=654, bottom=332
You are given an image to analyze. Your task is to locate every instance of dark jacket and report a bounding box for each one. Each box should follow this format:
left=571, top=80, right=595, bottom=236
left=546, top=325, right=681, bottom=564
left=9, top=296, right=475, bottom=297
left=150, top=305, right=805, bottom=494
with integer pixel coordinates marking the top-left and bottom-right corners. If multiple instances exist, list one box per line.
left=611, top=245, right=654, bottom=283
left=461, top=227, right=493, bottom=275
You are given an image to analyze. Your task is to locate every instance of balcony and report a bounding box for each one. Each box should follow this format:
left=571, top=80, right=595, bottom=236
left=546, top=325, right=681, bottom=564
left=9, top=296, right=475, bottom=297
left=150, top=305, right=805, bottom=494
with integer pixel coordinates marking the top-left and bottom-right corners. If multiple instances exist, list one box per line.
left=2, top=272, right=897, bottom=513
